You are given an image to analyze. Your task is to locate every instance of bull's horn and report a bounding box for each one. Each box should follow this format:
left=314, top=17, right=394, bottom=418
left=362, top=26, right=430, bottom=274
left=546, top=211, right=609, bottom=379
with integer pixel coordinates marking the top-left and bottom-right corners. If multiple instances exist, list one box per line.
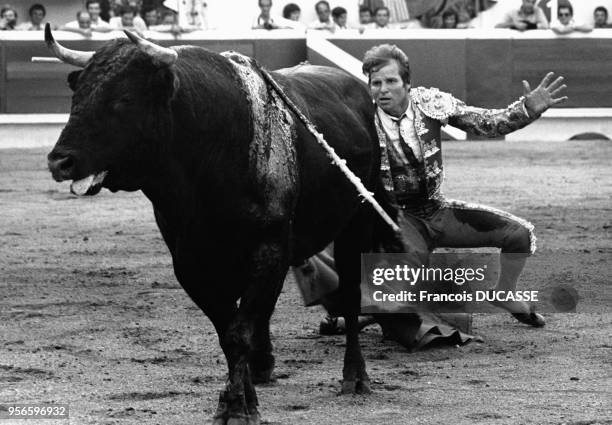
left=124, top=30, right=178, bottom=66
left=44, top=23, right=94, bottom=68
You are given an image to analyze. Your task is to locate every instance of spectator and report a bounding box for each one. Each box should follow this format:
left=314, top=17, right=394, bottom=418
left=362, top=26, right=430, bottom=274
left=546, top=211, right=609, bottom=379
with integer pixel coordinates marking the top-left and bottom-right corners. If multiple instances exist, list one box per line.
left=252, top=0, right=301, bottom=30
left=495, top=0, right=549, bottom=30
left=160, top=9, right=177, bottom=25
left=359, top=5, right=372, bottom=25
left=282, top=3, right=300, bottom=21
left=369, top=6, right=392, bottom=29
left=454, top=0, right=475, bottom=28
left=146, top=6, right=189, bottom=34
left=142, top=6, right=159, bottom=27
left=441, top=9, right=458, bottom=28
left=253, top=0, right=278, bottom=29
left=331, top=6, right=348, bottom=30
left=61, top=11, right=94, bottom=36
left=86, top=0, right=112, bottom=31
left=308, top=0, right=334, bottom=31
left=110, top=5, right=147, bottom=35
left=109, top=0, right=123, bottom=18
left=15, top=3, right=46, bottom=30
left=594, top=6, right=612, bottom=28
left=98, top=0, right=111, bottom=22
left=552, top=2, right=592, bottom=34
left=127, top=0, right=142, bottom=15
left=0, top=6, right=17, bottom=30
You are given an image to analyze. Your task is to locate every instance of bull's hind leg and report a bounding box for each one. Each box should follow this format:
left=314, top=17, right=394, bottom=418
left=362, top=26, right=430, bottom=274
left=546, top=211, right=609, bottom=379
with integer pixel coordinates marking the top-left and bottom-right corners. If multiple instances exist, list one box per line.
left=213, top=239, right=289, bottom=425
left=334, top=208, right=374, bottom=395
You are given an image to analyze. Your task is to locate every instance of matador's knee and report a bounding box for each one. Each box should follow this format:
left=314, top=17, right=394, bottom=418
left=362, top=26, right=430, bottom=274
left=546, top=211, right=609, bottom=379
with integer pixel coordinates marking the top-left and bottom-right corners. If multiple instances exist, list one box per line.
left=502, top=222, right=536, bottom=255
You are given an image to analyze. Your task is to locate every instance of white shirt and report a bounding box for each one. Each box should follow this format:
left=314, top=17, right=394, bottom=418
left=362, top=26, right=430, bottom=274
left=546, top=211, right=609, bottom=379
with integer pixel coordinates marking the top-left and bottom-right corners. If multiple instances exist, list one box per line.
left=90, top=18, right=111, bottom=29
left=15, top=21, right=46, bottom=30
left=63, top=20, right=82, bottom=29
left=110, top=16, right=147, bottom=33
left=377, top=103, right=423, bottom=163
left=307, top=19, right=334, bottom=30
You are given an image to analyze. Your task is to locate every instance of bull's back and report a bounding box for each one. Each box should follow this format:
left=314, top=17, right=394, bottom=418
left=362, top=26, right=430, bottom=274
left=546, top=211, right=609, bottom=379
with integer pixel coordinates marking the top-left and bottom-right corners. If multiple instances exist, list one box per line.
left=273, top=65, right=379, bottom=262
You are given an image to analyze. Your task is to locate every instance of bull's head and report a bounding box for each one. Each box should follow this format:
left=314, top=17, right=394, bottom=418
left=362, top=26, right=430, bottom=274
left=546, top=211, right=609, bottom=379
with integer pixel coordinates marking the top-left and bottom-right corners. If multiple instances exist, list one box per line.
left=46, top=24, right=178, bottom=195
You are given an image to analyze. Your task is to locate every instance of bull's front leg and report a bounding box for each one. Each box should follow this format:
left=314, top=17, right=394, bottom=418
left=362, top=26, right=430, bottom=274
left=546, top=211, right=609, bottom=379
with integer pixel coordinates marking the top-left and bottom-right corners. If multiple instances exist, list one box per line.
left=212, top=237, right=289, bottom=425
left=249, top=316, right=275, bottom=384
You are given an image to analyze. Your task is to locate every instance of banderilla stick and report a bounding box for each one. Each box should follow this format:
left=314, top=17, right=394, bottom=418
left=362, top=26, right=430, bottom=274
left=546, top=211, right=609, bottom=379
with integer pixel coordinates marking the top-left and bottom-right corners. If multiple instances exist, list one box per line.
left=259, top=67, right=401, bottom=235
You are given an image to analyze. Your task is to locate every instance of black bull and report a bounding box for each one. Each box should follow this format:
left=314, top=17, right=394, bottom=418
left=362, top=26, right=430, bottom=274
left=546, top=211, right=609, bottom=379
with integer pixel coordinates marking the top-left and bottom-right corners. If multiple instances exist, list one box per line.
left=46, top=28, right=395, bottom=424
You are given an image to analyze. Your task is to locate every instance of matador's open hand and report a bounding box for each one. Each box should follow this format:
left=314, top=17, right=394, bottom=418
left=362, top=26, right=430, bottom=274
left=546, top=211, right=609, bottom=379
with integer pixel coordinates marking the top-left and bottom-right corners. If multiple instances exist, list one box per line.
left=523, top=72, right=568, bottom=117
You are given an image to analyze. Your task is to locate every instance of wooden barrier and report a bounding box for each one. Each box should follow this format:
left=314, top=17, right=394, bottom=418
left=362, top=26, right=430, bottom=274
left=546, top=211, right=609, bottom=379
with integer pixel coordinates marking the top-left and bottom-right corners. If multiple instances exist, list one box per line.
left=1, top=29, right=612, bottom=114
left=318, top=29, right=612, bottom=110
left=0, top=30, right=306, bottom=114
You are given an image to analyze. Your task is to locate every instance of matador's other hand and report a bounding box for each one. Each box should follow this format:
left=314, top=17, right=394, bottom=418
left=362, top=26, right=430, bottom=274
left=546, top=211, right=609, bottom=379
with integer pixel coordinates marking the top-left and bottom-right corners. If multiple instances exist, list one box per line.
left=523, top=72, right=568, bottom=117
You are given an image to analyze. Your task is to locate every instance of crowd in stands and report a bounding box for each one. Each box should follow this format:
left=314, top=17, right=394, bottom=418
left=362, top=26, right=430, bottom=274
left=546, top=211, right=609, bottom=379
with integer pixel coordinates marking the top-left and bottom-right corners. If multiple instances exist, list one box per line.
left=0, top=0, right=204, bottom=34
left=0, top=0, right=611, bottom=35
left=252, top=0, right=607, bottom=33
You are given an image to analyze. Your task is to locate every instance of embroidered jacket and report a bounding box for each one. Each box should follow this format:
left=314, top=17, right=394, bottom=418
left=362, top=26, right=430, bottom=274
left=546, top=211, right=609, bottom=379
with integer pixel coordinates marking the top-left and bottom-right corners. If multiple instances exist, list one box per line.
left=375, top=87, right=535, bottom=203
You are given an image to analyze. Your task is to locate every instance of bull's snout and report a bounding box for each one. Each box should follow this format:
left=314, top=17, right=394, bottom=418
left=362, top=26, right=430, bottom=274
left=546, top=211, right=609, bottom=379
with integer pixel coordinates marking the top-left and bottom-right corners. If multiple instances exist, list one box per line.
left=48, top=151, right=76, bottom=182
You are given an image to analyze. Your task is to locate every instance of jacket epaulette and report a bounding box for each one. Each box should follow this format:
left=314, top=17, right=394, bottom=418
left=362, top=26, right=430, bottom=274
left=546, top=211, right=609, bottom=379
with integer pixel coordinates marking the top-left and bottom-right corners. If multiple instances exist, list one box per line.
left=410, top=87, right=457, bottom=121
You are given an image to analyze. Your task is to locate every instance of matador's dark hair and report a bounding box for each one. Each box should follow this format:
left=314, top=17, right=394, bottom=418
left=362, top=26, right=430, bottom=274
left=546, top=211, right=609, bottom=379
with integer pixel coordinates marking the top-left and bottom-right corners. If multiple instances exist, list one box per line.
left=362, top=44, right=411, bottom=85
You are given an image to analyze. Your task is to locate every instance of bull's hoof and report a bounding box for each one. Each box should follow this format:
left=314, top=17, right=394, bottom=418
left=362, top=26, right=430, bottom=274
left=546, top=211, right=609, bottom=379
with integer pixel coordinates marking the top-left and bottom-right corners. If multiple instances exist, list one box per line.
left=212, top=392, right=229, bottom=425
left=341, top=379, right=356, bottom=394
left=226, top=412, right=260, bottom=425
left=213, top=410, right=260, bottom=425
left=340, top=379, right=371, bottom=395
left=356, top=379, right=372, bottom=395
left=212, top=391, right=260, bottom=425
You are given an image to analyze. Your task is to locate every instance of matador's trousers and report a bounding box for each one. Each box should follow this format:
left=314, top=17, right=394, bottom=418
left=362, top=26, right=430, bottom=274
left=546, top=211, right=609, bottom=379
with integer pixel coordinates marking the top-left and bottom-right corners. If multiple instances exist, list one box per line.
left=396, top=197, right=536, bottom=260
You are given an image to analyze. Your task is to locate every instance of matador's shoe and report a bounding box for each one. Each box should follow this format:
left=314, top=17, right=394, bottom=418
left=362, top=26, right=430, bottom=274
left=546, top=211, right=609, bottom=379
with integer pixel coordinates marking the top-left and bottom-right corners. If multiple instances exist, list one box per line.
left=512, top=306, right=546, bottom=327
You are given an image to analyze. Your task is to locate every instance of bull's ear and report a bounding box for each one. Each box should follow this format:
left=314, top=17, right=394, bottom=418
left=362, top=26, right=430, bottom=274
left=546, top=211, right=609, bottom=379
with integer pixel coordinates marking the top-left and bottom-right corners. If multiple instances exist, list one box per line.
left=67, top=71, right=82, bottom=91
left=152, top=67, right=178, bottom=101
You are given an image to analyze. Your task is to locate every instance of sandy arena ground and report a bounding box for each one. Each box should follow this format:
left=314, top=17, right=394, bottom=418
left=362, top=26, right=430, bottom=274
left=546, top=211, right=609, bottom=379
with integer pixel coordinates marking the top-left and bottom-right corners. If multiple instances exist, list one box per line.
left=0, top=140, right=611, bottom=425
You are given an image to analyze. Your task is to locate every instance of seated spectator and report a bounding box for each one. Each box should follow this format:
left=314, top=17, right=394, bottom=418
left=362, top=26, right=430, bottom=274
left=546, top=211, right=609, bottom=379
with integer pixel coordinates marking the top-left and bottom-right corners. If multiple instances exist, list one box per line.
left=110, top=5, right=147, bottom=35
left=160, top=9, right=177, bottom=25
left=144, top=7, right=187, bottom=34
left=308, top=0, right=334, bottom=31
left=282, top=3, right=300, bottom=21
left=454, top=0, right=475, bottom=28
left=109, top=0, right=122, bottom=18
left=594, top=6, right=612, bottom=28
left=331, top=6, right=348, bottom=30
left=358, top=5, right=372, bottom=25
left=61, top=11, right=95, bottom=36
left=495, top=0, right=548, bottom=30
left=252, top=0, right=301, bottom=30
left=441, top=9, right=458, bottom=28
left=142, top=6, right=159, bottom=28
left=552, top=2, right=592, bottom=34
left=0, top=6, right=18, bottom=30
left=368, top=6, right=392, bottom=29
left=86, top=0, right=112, bottom=31
left=16, top=4, right=47, bottom=30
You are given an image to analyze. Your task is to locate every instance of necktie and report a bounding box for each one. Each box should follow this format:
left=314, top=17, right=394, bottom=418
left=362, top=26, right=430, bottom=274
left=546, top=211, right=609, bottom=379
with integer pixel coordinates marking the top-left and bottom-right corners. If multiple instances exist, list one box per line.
left=395, top=117, right=420, bottom=167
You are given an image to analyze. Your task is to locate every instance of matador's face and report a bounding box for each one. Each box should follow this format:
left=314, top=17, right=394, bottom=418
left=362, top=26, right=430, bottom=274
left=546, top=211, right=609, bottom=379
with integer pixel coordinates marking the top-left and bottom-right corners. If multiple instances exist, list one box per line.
left=369, top=60, right=410, bottom=118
